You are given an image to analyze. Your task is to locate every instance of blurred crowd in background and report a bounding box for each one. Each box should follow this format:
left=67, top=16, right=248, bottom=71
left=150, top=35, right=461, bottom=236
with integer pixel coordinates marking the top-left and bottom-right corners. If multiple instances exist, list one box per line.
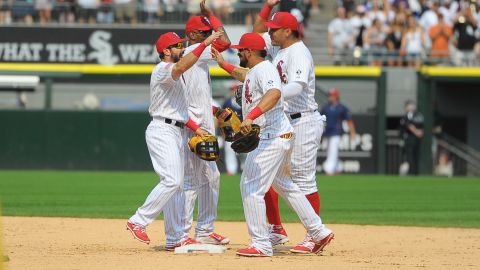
left=0, top=0, right=318, bottom=25
left=329, top=0, right=480, bottom=67
left=1, top=0, right=479, bottom=67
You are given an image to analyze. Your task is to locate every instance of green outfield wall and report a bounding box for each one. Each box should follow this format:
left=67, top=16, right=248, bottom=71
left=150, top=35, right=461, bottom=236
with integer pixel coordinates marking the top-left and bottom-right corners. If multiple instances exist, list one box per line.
left=0, top=110, right=152, bottom=170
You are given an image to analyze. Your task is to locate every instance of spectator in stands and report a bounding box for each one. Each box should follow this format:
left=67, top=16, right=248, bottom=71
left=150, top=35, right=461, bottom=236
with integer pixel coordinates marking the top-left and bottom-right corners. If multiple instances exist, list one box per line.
left=11, top=0, right=34, bottom=24
left=438, top=0, right=456, bottom=26
left=350, top=5, right=371, bottom=65
left=392, top=0, right=409, bottom=10
left=401, top=15, right=425, bottom=68
left=0, top=0, right=12, bottom=24
left=392, top=0, right=410, bottom=21
left=415, top=0, right=430, bottom=17
left=386, top=14, right=406, bottom=66
left=97, top=0, right=114, bottom=23
left=114, top=0, right=137, bottom=24
left=340, top=0, right=355, bottom=18
left=141, top=0, right=160, bottom=23
left=364, top=18, right=388, bottom=66
left=366, top=0, right=388, bottom=24
left=77, top=0, right=99, bottom=24
left=35, top=0, right=54, bottom=24
left=429, top=12, right=452, bottom=65
left=328, top=6, right=355, bottom=65
left=419, top=0, right=440, bottom=49
left=452, top=6, right=478, bottom=66
left=56, top=0, right=76, bottom=23
left=399, top=100, right=424, bottom=175
left=351, top=5, right=372, bottom=48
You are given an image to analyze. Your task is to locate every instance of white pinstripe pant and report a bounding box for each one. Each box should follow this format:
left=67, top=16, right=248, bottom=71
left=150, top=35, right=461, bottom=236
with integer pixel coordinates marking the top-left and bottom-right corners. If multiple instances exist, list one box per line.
left=323, top=135, right=342, bottom=174
left=289, top=112, right=325, bottom=194
left=241, top=136, right=330, bottom=256
left=129, top=120, right=185, bottom=229
left=164, top=129, right=221, bottom=245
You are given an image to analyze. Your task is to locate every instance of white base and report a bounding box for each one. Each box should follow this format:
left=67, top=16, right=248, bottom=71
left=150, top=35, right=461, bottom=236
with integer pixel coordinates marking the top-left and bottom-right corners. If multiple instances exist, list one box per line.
left=174, top=244, right=227, bottom=254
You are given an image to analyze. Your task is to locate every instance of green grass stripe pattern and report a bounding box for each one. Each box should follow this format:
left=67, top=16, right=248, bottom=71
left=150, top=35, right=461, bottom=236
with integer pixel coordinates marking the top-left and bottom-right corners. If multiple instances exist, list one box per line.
left=0, top=171, right=479, bottom=228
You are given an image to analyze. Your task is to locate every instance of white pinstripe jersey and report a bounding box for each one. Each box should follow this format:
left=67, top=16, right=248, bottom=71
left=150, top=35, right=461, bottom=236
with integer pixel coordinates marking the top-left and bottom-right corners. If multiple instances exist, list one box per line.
left=242, top=60, right=293, bottom=138
left=262, top=33, right=318, bottom=114
left=148, top=61, right=189, bottom=122
left=182, top=43, right=216, bottom=133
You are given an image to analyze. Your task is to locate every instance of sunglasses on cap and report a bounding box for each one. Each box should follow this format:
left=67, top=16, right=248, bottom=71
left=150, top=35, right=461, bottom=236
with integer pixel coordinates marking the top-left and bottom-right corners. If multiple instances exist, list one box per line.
left=168, top=42, right=184, bottom=49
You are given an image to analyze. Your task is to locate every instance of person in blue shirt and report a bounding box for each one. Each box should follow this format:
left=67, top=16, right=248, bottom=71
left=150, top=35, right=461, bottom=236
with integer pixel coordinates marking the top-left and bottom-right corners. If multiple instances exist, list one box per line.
left=320, top=88, right=356, bottom=175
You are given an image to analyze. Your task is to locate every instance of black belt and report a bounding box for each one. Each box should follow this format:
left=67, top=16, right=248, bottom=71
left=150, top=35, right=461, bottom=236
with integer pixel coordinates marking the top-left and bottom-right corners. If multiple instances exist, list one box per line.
left=164, top=118, right=184, bottom=128
left=290, top=110, right=317, bottom=120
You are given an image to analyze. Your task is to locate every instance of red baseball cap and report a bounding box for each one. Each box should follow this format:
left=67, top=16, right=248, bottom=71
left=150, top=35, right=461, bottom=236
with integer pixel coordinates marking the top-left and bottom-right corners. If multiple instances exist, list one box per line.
left=230, top=33, right=266, bottom=51
left=156, top=32, right=185, bottom=53
left=263, top=12, right=299, bottom=31
left=329, top=87, right=340, bottom=97
left=185, top=16, right=212, bottom=33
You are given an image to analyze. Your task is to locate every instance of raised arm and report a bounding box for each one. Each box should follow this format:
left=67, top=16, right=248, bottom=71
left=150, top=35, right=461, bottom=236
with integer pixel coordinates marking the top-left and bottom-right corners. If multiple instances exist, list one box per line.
left=253, top=0, right=280, bottom=33
left=200, top=0, right=231, bottom=51
left=211, top=47, right=249, bottom=82
left=172, top=31, right=223, bottom=80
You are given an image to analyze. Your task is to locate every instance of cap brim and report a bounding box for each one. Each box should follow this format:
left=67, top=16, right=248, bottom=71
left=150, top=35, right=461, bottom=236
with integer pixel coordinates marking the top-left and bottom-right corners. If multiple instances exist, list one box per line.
left=263, top=21, right=282, bottom=29
left=187, top=26, right=212, bottom=32
left=172, top=38, right=186, bottom=44
left=165, top=38, right=186, bottom=49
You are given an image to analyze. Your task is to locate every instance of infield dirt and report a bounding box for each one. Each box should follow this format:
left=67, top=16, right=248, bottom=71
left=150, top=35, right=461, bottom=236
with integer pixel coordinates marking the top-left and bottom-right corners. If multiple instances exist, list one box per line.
left=2, top=216, right=480, bottom=270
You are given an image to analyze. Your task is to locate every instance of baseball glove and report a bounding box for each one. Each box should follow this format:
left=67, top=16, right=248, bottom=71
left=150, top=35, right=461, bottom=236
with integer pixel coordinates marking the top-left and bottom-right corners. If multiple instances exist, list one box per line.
left=188, top=134, right=220, bottom=161
left=231, top=124, right=260, bottom=153
left=215, top=107, right=241, bottom=142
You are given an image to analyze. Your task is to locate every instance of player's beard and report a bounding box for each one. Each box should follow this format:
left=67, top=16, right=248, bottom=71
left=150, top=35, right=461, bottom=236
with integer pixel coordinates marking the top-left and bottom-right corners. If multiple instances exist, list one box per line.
left=239, top=57, right=248, bottom=68
left=172, top=51, right=183, bottom=63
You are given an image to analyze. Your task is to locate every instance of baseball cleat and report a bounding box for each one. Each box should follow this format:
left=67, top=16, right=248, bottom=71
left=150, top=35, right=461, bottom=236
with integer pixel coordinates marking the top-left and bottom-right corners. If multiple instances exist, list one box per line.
left=269, top=224, right=289, bottom=246
left=236, top=246, right=270, bottom=257
left=126, top=222, right=150, bottom=244
left=196, top=232, right=230, bottom=245
left=165, top=237, right=201, bottom=251
left=290, top=235, right=315, bottom=254
left=311, top=232, right=334, bottom=254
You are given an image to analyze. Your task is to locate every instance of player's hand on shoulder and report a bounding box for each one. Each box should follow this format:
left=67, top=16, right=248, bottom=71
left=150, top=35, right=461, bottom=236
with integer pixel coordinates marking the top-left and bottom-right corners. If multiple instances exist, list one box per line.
left=240, top=119, right=253, bottom=134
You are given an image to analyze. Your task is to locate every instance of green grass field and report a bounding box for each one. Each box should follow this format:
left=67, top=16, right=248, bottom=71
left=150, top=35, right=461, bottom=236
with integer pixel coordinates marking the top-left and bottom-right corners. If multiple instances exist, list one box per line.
left=0, top=171, right=479, bottom=228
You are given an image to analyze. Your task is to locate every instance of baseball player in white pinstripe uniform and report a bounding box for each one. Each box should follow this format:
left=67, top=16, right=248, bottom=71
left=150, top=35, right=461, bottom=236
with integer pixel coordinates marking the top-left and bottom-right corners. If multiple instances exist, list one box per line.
left=254, top=1, right=329, bottom=254
left=126, top=31, right=222, bottom=247
left=212, top=32, right=334, bottom=257
left=163, top=1, right=231, bottom=249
